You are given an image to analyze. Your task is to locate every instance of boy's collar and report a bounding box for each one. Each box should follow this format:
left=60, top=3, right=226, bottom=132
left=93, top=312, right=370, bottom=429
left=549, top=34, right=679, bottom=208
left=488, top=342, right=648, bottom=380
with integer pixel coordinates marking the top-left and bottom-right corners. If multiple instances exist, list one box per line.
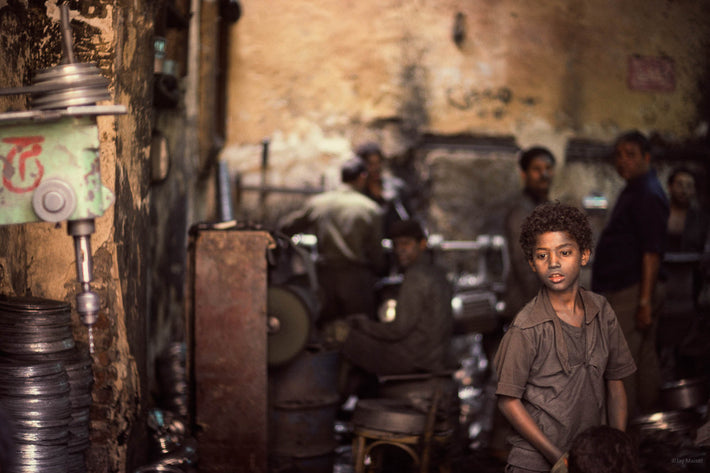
left=513, top=287, right=602, bottom=375
left=514, top=287, right=601, bottom=329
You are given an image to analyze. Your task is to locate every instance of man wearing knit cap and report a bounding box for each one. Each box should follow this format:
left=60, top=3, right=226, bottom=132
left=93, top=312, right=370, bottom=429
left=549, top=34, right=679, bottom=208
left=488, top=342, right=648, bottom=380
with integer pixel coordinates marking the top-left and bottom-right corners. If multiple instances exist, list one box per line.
left=333, top=219, right=453, bottom=376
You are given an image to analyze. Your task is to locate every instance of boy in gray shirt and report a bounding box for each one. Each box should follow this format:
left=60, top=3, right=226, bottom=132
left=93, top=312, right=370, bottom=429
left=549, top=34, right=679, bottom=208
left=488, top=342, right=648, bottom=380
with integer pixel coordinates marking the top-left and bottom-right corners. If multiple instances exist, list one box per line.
left=494, top=202, right=636, bottom=472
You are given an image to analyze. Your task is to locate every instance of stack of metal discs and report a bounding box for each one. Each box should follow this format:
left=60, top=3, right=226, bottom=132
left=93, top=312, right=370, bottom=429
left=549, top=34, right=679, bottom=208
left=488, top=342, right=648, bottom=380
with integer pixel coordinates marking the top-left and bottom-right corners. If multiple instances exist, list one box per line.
left=0, top=297, right=75, bottom=356
left=0, top=296, right=94, bottom=473
left=15, top=346, right=94, bottom=473
left=0, top=359, right=71, bottom=473
left=156, top=343, right=188, bottom=419
left=61, top=345, right=93, bottom=471
left=30, top=63, right=111, bottom=110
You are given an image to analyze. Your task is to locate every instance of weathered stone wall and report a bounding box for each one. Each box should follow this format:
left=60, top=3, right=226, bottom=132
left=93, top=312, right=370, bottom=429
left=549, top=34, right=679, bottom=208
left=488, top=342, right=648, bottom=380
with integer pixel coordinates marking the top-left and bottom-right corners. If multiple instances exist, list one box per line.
left=223, top=0, right=710, bottom=235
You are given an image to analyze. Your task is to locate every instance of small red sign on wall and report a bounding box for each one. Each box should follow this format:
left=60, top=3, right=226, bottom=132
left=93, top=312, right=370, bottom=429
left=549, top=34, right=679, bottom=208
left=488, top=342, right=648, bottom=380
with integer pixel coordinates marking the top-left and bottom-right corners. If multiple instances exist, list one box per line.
left=628, top=55, right=675, bottom=92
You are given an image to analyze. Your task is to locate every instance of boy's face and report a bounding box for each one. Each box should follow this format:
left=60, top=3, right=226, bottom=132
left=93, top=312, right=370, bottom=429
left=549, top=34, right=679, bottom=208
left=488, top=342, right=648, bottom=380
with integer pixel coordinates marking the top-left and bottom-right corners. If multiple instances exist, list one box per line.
left=528, top=231, right=590, bottom=293
left=393, top=236, right=426, bottom=269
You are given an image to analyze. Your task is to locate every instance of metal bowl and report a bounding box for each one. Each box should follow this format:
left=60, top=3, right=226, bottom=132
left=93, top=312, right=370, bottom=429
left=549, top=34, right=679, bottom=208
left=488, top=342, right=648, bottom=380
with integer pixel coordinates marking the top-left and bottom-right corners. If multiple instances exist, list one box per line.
left=660, top=377, right=709, bottom=411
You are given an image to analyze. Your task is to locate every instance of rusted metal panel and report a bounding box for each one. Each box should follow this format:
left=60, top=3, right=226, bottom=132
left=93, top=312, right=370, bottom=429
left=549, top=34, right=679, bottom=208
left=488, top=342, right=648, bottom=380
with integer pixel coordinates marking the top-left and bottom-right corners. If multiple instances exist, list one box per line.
left=189, top=229, right=272, bottom=473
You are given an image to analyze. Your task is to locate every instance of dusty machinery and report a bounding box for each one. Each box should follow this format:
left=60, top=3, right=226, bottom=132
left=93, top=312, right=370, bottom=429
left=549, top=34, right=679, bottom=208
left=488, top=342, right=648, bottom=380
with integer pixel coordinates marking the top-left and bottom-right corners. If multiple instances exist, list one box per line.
left=0, top=5, right=126, bottom=353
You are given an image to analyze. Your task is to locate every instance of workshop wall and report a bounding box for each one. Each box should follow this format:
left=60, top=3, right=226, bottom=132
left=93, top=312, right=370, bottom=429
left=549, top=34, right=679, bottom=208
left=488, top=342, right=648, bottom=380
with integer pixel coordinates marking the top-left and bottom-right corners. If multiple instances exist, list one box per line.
left=222, top=0, right=710, bottom=233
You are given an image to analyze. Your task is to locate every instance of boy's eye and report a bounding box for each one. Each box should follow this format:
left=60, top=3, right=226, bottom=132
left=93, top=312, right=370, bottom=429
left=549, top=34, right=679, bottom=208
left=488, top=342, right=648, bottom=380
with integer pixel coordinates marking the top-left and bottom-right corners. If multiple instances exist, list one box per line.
left=535, top=253, right=547, bottom=260
left=561, top=250, right=572, bottom=256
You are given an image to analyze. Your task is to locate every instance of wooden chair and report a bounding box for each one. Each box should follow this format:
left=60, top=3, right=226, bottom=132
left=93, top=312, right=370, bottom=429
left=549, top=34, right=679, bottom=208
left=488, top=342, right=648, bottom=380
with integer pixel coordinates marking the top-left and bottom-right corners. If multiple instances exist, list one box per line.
left=351, top=372, right=456, bottom=473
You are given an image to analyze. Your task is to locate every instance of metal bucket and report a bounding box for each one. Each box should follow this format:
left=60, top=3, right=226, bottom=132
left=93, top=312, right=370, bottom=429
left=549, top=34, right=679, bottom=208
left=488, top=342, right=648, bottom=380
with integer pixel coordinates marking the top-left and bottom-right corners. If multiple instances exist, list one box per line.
left=269, top=345, right=340, bottom=403
left=659, top=377, right=709, bottom=411
left=268, top=346, right=340, bottom=472
left=270, top=452, right=335, bottom=473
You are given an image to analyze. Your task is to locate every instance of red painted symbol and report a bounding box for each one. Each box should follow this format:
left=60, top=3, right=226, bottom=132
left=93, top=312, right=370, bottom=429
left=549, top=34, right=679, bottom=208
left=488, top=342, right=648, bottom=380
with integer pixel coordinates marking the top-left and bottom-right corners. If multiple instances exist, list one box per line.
left=1, top=136, right=45, bottom=193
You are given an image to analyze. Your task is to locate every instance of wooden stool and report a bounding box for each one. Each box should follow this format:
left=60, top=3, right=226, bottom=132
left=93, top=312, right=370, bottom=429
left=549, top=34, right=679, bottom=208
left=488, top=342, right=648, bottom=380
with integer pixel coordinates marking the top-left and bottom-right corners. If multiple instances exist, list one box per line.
left=351, top=381, right=453, bottom=473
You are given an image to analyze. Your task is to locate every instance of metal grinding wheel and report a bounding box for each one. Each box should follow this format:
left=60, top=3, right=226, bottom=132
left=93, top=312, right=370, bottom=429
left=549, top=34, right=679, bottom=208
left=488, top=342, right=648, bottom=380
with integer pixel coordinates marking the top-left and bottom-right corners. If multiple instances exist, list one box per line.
left=267, top=285, right=313, bottom=367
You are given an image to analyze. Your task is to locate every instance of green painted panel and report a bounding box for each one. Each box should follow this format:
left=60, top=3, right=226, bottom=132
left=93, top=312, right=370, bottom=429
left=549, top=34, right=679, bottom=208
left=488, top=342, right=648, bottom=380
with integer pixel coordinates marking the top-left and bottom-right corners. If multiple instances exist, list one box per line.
left=0, top=115, right=114, bottom=224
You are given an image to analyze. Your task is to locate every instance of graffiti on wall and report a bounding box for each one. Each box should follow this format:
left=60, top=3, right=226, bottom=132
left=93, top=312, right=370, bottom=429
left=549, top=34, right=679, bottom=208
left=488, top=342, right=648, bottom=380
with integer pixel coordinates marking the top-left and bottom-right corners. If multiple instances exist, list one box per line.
left=446, top=86, right=537, bottom=118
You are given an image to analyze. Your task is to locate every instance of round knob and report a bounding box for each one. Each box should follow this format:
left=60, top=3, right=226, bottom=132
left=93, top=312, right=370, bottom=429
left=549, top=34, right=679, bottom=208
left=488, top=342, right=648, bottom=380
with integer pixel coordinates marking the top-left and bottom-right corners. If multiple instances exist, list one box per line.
left=32, top=179, right=76, bottom=222
left=43, top=190, right=66, bottom=212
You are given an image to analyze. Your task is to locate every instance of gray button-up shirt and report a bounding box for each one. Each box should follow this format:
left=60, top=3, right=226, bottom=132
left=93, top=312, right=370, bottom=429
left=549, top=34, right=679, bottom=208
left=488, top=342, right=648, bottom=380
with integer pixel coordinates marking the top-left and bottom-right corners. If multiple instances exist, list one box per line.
left=494, top=287, right=636, bottom=471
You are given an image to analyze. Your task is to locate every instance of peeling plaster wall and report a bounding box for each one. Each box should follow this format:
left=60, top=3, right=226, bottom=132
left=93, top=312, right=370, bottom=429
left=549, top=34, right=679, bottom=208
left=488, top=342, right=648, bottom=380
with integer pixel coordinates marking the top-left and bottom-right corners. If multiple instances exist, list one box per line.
left=223, top=0, right=710, bottom=231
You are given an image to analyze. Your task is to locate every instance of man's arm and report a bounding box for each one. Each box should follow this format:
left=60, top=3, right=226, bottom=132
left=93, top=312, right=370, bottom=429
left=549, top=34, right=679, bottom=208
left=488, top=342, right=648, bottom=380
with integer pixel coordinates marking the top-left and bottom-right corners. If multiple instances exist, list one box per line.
left=606, top=379, right=628, bottom=430
left=497, top=395, right=563, bottom=465
left=279, top=206, right=311, bottom=236
left=636, top=252, right=660, bottom=329
left=506, top=207, right=532, bottom=282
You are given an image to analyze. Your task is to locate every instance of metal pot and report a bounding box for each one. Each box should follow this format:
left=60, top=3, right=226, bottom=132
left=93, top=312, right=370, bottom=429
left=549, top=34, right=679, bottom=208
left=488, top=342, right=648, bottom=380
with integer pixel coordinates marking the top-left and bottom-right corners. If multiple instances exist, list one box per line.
left=660, top=377, right=709, bottom=411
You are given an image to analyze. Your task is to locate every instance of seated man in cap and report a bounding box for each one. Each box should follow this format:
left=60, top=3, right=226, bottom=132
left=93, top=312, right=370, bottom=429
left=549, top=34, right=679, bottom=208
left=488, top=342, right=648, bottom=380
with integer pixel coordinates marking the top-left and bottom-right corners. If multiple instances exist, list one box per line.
left=331, top=219, right=453, bottom=377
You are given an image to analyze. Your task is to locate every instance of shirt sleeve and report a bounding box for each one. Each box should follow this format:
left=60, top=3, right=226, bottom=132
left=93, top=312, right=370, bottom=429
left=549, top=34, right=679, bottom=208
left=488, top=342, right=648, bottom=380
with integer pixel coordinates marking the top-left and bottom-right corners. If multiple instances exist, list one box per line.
left=363, top=207, right=387, bottom=275
left=634, top=190, right=669, bottom=254
left=354, top=267, right=435, bottom=341
left=279, top=201, right=313, bottom=236
left=494, top=326, right=537, bottom=399
left=601, top=301, right=637, bottom=380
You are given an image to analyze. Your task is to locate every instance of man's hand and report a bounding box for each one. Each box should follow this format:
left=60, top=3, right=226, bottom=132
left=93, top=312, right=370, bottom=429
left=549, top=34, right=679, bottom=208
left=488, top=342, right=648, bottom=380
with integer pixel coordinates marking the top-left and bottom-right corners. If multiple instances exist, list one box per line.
left=635, top=303, right=652, bottom=330
left=497, top=396, right=563, bottom=465
left=550, top=452, right=568, bottom=473
left=321, top=319, right=351, bottom=347
left=332, top=320, right=351, bottom=343
left=346, top=313, right=370, bottom=329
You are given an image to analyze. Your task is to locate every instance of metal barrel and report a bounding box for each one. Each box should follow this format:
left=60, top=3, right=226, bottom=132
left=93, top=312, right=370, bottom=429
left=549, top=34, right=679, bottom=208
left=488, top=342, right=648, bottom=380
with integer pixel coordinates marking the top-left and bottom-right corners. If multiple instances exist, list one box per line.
left=268, top=346, right=340, bottom=473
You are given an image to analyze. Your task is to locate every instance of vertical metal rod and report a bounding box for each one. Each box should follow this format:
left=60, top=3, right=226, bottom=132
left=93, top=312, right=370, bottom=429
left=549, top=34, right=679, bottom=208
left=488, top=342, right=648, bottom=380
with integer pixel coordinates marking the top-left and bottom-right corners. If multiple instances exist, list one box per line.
left=259, top=138, right=270, bottom=219
left=74, top=235, right=93, bottom=285
left=216, top=160, right=234, bottom=222
left=60, top=4, right=76, bottom=64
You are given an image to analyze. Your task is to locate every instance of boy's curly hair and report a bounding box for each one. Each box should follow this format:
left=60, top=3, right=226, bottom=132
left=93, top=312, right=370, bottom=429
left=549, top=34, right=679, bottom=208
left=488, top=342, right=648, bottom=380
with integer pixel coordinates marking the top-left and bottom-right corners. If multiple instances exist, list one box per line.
left=519, top=202, right=593, bottom=261
left=568, top=425, right=639, bottom=473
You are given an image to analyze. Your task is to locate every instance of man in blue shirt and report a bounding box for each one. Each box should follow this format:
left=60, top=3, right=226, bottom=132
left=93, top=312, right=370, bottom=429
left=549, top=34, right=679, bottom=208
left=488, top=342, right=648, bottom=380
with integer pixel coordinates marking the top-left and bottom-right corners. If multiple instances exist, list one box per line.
left=592, top=130, right=669, bottom=417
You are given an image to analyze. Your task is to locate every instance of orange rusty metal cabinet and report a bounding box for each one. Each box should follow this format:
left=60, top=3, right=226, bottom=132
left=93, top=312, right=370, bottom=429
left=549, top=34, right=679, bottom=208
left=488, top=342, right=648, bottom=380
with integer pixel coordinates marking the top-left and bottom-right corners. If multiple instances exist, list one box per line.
left=187, top=228, right=273, bottom=473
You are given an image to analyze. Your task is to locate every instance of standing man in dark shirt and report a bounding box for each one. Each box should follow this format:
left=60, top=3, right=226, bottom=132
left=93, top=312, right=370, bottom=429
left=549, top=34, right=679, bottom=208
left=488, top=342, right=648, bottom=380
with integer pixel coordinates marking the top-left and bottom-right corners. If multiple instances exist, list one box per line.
left=660, top=167, right=709, bottom=379
left=504, top=146, right=557, bottom=319
left=592, top=130, right=669, bottom=417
